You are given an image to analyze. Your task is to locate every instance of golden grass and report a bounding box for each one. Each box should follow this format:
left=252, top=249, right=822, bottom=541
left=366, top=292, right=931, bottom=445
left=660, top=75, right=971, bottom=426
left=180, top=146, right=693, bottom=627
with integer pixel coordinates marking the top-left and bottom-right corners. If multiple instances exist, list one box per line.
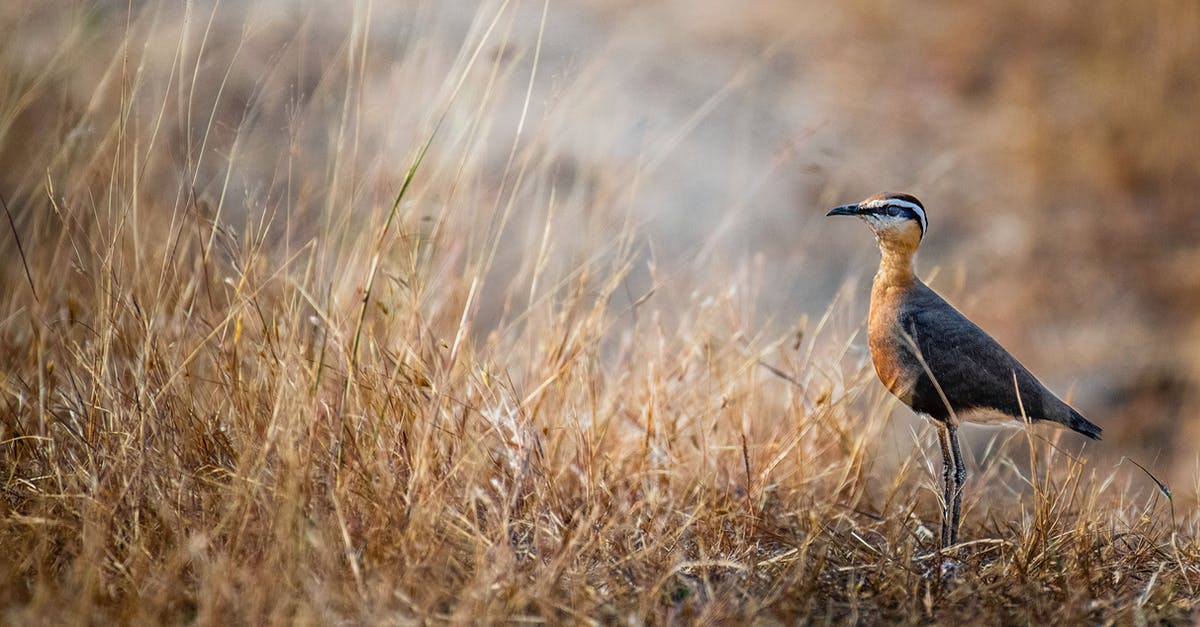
left=1, top=2, right=1197, bottom=624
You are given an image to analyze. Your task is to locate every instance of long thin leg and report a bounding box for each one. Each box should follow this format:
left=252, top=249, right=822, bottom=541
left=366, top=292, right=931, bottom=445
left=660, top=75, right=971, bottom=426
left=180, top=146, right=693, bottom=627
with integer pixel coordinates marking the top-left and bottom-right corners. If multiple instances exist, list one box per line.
left=937, top=423, right=954, bottom=549
left=948, top=423, right=966, bottom=546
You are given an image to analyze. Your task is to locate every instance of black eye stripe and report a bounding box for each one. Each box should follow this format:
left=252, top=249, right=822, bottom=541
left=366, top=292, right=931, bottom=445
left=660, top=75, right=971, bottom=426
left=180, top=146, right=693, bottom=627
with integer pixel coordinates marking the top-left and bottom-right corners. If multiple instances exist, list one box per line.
left=864, top=203, right=927, bottom=236
left=877, top=204, right=917, bottom=220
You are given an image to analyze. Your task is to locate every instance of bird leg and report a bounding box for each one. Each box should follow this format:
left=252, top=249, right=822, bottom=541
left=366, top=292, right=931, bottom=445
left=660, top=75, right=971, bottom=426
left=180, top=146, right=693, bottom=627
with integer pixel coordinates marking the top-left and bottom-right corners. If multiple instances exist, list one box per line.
left=937, top=423, right=955, bottom=549
left=948, top=422, right=965, bottom=546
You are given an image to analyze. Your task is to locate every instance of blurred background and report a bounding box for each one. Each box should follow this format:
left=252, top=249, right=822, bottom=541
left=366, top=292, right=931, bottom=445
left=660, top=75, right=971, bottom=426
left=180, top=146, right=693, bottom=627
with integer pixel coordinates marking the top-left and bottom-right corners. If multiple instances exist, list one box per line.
left=2, top=0, right=1198, bottom=482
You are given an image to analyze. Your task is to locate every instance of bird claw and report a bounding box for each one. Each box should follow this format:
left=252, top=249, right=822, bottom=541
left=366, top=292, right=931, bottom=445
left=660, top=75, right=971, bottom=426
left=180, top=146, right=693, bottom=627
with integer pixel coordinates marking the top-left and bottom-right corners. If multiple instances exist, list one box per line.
left=913, top=549, right=965, bottom=583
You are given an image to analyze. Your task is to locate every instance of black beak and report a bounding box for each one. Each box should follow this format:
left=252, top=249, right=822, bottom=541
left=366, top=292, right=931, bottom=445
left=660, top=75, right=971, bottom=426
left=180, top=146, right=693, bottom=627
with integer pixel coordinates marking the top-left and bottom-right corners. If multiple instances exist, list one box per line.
left=826, top=203, right=861, bottom=217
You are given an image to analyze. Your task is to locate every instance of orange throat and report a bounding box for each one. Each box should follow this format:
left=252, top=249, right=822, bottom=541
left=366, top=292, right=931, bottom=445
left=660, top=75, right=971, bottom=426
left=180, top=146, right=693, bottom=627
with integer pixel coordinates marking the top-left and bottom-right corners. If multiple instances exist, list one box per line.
left=874, top=236, right=918, bottom=288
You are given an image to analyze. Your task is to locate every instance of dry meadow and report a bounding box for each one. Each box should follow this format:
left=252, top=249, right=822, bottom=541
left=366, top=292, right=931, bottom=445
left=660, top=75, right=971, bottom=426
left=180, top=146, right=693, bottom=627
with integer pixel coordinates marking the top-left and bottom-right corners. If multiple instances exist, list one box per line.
left=1, top=1, right=1198, bottom=624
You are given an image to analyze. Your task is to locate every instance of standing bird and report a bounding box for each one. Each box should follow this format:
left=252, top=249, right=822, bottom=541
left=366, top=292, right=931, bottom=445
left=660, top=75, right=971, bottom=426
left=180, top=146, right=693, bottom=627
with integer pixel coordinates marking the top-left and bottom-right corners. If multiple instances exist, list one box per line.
left=826, top=192, right=1101, bottom=547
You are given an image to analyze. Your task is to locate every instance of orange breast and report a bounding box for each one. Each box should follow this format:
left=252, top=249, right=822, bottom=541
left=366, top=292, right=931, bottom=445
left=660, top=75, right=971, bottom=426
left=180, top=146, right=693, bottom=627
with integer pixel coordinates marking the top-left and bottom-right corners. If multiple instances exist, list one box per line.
left=868, top=281, right=918, bottom=406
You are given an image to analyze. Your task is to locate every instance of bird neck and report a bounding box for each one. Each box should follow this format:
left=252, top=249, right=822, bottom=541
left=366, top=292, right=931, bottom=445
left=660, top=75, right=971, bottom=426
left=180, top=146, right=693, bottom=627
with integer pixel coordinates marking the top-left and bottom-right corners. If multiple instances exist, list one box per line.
left=875, top=237, right=917, bottom=287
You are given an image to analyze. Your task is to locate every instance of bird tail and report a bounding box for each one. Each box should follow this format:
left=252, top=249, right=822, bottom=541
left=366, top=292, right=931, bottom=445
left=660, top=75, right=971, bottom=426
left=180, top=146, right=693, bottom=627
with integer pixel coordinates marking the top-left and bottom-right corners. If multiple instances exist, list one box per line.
left=1064, top=408, right=1102, bottom=440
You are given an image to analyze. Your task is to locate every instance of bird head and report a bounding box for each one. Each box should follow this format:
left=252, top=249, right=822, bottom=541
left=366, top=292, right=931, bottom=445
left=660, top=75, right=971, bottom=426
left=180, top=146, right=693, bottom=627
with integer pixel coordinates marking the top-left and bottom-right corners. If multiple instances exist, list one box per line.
left=826, top=192, right=927, bottom=248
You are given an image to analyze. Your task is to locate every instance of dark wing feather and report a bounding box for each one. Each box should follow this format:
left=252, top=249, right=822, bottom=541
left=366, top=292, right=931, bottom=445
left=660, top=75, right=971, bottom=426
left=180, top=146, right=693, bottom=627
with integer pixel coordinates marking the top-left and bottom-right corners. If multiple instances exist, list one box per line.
left=899, top=284, right=1100, bottom=439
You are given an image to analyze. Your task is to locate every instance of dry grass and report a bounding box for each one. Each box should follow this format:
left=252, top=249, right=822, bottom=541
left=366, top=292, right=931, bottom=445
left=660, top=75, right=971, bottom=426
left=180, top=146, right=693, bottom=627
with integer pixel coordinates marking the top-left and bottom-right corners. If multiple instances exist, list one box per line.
left=1, top=2, right=1197, bottom=624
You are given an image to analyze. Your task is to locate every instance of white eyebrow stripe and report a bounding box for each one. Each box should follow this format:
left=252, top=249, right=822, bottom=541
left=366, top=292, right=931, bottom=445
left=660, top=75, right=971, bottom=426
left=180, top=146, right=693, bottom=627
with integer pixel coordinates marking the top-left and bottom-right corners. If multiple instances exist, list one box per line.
left=861, top=198, right=927, bottom=235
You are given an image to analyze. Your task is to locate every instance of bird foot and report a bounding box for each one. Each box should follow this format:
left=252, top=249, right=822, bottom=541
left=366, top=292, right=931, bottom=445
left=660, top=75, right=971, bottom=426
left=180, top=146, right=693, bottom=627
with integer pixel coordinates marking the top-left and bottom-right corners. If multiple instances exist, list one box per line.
left=913, top=550, right=965, bottom=582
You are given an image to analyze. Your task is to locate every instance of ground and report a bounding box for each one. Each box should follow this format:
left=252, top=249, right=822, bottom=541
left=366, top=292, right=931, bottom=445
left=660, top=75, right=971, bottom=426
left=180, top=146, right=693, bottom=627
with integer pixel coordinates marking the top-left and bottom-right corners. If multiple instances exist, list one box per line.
left=1, top=1, right=1197, bottom=623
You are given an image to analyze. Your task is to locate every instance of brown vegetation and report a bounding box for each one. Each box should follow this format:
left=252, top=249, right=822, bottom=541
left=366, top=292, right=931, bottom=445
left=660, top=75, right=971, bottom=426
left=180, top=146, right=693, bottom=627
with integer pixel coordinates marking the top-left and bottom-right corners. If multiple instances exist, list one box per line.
left=1, top=1, right=1196, bottom=623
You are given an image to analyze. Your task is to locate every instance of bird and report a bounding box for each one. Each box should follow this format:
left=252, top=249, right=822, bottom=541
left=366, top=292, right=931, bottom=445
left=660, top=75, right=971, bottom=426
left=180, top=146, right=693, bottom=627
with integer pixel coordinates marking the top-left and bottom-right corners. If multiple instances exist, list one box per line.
left=826, top=192, right=1101, bottom=548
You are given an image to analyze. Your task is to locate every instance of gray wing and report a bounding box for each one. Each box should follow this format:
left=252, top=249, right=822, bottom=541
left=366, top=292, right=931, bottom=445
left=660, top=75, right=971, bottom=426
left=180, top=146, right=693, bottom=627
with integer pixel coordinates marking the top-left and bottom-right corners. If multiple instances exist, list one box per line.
left=899, top=284, right=1100, bottom=439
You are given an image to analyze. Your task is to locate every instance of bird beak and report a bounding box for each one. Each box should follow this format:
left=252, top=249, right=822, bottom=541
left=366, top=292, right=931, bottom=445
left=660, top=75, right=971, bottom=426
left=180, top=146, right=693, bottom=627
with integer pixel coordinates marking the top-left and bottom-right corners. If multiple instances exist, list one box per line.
left=826, top=203, right=861, bottom=217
